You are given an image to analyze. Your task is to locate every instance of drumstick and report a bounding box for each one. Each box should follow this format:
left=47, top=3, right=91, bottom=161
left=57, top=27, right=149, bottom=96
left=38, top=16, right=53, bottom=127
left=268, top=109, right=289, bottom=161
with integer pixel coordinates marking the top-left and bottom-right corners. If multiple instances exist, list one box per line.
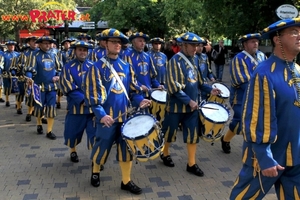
left=200, top=106, right=219, bottom=110
left=102, top=107, right=136, bottom=127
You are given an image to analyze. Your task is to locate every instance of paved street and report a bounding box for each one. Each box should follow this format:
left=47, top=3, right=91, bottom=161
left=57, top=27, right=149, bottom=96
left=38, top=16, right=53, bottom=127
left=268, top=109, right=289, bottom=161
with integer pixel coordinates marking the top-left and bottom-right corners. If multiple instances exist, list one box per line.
left=0, top=65, right=276, bottom=200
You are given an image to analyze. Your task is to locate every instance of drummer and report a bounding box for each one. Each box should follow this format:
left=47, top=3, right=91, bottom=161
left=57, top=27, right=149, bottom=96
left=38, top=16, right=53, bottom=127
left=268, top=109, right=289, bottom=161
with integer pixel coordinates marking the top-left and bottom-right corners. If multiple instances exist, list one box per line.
left=83, top=28, right=151, bottom=194
left=148, top=37, right=168, bottom=85
left=160, top=32, right=220, bottom=176
left=123, top=32, right=164, bottom=102
left=220, top=33, right=267, bottom=154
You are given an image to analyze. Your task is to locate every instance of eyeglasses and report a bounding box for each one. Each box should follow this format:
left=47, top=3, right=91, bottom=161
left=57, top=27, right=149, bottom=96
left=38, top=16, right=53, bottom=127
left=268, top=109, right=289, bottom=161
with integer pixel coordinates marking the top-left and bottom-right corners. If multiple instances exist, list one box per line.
left=280, top=30, right=300, bottom=37
left=107, top=40, right=122, bottom=45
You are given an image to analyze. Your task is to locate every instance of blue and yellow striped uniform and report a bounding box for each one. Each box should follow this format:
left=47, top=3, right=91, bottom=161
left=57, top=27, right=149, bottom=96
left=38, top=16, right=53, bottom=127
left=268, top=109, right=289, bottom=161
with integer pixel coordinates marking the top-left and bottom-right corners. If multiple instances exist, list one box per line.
left=60, top=58, right=96, bottom=149
left=84, top=56, right=144, bottom=164
left=24, top=49, right=62, bottom=118
left=148, top=50, right=168, bottom=85
left=2, top=51, right=20, bottom=95
left=89, top=46, right=106, bottom=62
left=123, top=48, right=160, bottom=98
left=162, top=52, right=212, bottom=144
left=229, top=50, right=267, bottom=135
left=230, top=55, right=300, bottom=199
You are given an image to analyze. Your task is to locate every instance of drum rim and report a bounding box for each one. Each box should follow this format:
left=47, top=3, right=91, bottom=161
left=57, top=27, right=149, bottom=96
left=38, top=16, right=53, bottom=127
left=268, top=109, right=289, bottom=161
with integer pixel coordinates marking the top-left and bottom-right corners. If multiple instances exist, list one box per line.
left=150, top=90, right=167, bottom=104
left=121, top=113, right=157, bottom=139
left=199, top=102, right=230, bottom=123
left=212, top=82, right=230, bottom=98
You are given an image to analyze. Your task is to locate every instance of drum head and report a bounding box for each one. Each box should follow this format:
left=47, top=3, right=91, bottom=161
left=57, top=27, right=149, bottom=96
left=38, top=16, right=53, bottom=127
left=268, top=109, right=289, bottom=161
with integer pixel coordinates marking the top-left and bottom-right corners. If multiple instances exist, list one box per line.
left=122, top=114, right=155, bottom=138
left=151, top=90, right=167, bottom=103
left=201, top=103, right=229, bottom=123
left=212, top=83, right=230, bottom=98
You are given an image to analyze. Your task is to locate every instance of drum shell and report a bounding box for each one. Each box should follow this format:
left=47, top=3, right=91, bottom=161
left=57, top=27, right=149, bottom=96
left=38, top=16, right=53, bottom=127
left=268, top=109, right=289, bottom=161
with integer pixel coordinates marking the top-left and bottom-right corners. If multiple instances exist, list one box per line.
left=149, top=90, right=167, bottom=125
left=121, top=113, right=164, bottom=162
left=207, top=82, right=230, bottom=104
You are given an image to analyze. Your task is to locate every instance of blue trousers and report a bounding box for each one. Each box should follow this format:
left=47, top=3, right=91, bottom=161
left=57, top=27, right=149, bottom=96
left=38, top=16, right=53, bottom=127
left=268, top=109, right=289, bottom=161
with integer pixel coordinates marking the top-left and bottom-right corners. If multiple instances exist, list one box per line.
left=215, top=64, right=224, bottom=81
left=64, top=113, right=96, bottom=150
left=228, top=104, right=242, bottom=135
left=33, top=90, right=56, bottom=118
left=230, top=164, right=300, bottom=199
left=91, top=122, right=133, bottom=165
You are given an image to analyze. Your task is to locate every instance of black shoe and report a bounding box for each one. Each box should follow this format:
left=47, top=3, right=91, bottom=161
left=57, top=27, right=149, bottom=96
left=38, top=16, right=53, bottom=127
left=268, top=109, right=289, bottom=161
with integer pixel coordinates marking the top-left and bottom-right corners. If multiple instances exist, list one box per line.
left=17, top=109, right=22, bottom=114
left=37, top=125, right=43, bottom=134
left=25, top=114, right=31, bottom=122
left=186, top=164, right=204, bottom=177
left=5, top=101, right=10, bottom=107
left=91, top=173, right=100, bottom=187
left=46, top=131, right=56, bottom=140
left=121, top=180, right=142, bottom=194
left=56, top=102, right=61, bottom=109
left=160, top=154, right=175, bottom=167
left=221, top=135, right=231, bottom=154
left=0, top=98, right=4, bottom=103
left=70, top=152, right=79, bottom=163
left=41, top=118, right=47, bottom=124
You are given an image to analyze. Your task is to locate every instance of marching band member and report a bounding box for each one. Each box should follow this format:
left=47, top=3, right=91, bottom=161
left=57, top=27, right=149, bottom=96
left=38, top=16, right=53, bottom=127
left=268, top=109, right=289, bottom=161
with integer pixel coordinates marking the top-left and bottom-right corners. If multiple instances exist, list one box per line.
left=230, top=18, right=300, bottom=200
left=2, top=41, right=20, bottom=107
left=160, top=32, right=220, bottom=177
left=196, top=41, right=215, bottom=101
left=24, top=36, right=62, bottom=140
left=220, top=33, right=267, bottom=154
left=123, top=32, right=164, bottom=101
left=148, top=37, right=168, bottom=85
left=89, top=32, right=107, bottom=62
left=77, top=33, right=93, bottom=57
left=83, top=28, right=151, bottom=194
left=12, top=36, right=39, bottom=117
left=0, top=50, right=4, bottom=103
left=59, top=41, right=96, bottom=163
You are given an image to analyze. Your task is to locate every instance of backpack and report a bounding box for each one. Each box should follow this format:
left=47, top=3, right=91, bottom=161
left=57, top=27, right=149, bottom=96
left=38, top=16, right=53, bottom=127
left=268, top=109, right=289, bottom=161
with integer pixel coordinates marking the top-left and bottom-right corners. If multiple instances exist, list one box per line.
left=211, top=49, right=219, bottom=61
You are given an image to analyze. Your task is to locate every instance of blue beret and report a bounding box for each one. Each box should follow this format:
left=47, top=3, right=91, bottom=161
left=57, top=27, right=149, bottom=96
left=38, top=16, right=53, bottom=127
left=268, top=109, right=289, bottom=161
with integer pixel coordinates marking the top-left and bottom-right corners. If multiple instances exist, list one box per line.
left=261, top=18, right=300, bottom=39
left=129, top=32, right=149, bottom=42
left=71, top=41, right=93, bottom=49
left=101, top=28, right=129, bottom=44
left=36, top=36, right=55, bottom=43
left=238, top=33, right=261, bottom=42
left=150, top=37, right=164, bottom=44
left=61, top=38, right=72, bottom=45
left=77, top=33, right=91, bottom=40
left=177, top=32, right=205, bottom=44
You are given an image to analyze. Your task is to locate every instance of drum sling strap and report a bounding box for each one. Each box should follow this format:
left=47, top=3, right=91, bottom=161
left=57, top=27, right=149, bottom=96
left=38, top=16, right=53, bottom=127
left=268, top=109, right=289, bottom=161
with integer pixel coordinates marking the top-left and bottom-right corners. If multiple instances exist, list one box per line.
left=177, top=52, right=196, bottom=70
left=242, top=50, right=258, bottom=66
left=100, top=57, right=131, bottom=106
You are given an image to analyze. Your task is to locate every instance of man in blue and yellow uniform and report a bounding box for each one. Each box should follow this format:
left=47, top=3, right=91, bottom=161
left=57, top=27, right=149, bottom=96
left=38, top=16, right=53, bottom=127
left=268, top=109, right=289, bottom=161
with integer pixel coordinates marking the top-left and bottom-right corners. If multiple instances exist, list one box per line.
left=89, top=32, right=106, bottom=62
left=220, top=33, right=267, bottom=154
left=83, top=28, right=151, bottom=194
left=2, top=41, right=20, bottom=107
left=77, top=33, right=93, bottom=58
left=124, top=32, right=164, bottom=101
left=24, top=36, right=62, bottom=140
left=10, top=36, right=39, bottom=116
left=230, top=18, right=300, bottom=199
left=0, top=50, right=4, bottom=102
left=160, top=32, right=220, bottom=177
left=196, top=41, right=215, bottom=101
left=148, top=37, right=168, bottom=85
left=59, top=41, right=96, bottom=163
left=59, top=38, right=72, bottom=66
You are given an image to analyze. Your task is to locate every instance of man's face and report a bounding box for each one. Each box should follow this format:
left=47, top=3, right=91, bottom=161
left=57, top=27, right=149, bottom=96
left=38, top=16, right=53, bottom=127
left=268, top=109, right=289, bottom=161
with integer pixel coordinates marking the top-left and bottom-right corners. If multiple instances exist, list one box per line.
left=243, top=38, right=259, bottom=55
left=29, top=39, right=38, bottom=49
left=80, top=37, right=89, bottom=42
left=63, top=42, right=70, bottom=50
left=219, top=40, right=224, bottom=47
left=152, top=42, right=162, bottom=51
left=278, top=27, right=300, bottom=55
left=7, top=44, right=15, bottom=52
left=75, top=46, right=88, bottom=61
left=106, top=38, right=122, bottom=54
left=133, top=37, right=145, bottom=51
left=196, top=44, right=204, bottom=53
left=184, top=43, right=199, bottom=56
left=39, top=41, right=51, bottom=52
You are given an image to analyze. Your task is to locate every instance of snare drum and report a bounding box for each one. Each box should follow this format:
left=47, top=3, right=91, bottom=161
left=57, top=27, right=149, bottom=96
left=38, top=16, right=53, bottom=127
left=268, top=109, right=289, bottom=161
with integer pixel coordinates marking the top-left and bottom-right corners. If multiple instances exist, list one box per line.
left=121, top=113, right=164, bottom=162
left=207, top=82, right=230, bottom=104
left=149, top=90, right=167, bottom=125
left=199, top=102, right=230, bottom=143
